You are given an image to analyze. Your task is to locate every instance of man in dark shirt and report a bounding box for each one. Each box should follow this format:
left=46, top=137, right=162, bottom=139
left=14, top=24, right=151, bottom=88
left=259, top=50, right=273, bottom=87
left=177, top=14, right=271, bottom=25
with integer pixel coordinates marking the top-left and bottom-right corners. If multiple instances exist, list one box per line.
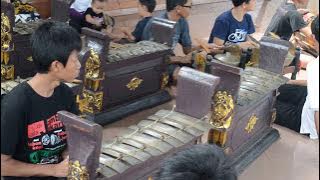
left=265, top=0, right=311, bottom=41
left=208, top=0, right=256, bottom=53
left=122, top=0, right=156, bottom=42
left=142, top=0, right=194, bottom=86
left=1, top=21, right=81, bottom=179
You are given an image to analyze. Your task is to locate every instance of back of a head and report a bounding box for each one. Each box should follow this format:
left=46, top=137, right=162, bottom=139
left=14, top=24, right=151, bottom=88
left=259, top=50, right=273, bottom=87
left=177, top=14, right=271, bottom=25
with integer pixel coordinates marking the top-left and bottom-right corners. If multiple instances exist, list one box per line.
left=311, top=16, right=319, bottom=42
left=156, top=144, right=238, bottom=180
left=139, top=0, right=156, bottom=13
left=232, top=0, right=251, bottom=7
left=30, top=21, right=81, bottom=73
left=166, top=0, right=188, bottom=11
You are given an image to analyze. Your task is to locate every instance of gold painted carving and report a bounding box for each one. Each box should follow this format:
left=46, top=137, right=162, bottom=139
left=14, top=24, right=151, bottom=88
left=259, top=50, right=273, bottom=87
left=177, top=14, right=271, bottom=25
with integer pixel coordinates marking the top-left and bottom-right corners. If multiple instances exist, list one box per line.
left=1, top=64, right=14, bottom=81
left=85, top=49, right=101, bottom=79
left=195, top=53, right=206, bottom=72
left=1, top=51, right=10, bottom=65
left=77, top=90, right=103, bottom=114
left=161, top=73, right=169, bottom=89
left=68, top=160, right=89, bottom=180
left=245, top=115, right=258, bottom=133
left=1, top=13, right=12, bottom=51
left=210, top=91, right=235, bottom=129
left=27, top=56, right=33, bottom=62
left=126, top=77, right=143, bottom=91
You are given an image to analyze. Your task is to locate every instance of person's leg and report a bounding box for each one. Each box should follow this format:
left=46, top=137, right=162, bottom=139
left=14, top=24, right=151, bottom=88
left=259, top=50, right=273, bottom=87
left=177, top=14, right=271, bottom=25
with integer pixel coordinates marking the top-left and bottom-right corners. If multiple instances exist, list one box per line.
left=275, top=84, right=308, bottom=132
left=277, top=84, right=308, bottom=105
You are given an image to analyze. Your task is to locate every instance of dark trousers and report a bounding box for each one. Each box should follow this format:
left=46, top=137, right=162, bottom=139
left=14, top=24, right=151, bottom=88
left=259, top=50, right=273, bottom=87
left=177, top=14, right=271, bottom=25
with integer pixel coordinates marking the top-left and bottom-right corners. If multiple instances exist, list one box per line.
left=275, top=84, right=307, bottom=132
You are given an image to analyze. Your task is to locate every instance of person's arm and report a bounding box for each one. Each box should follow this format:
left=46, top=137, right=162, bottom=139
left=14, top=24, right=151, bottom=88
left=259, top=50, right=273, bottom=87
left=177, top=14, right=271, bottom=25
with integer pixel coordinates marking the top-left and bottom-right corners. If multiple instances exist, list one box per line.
left=211, top=37, right=225, bottom=54
left=297, top=26, right=312, bottom=39
left=1, top=154, right=68, bottom=177
left=208, top=18, right=229, bottom=54
left=169, top=52, right=193, bottom=64
left=179, top=19, right=193, bottom=55
left=315, top=111, right=319, bottom=136
left=286, top=79, right=307, bottom=86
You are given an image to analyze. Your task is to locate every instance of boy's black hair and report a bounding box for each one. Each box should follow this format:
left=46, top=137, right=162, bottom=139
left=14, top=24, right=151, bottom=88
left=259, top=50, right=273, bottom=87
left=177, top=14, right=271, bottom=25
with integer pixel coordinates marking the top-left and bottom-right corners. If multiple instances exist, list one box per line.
left=156, top=144, right=238, bottom=180
left=30, top=21, right=81, bottom=73
left=232, top=0, right=251, bottom=7
left=166, top=0, right=188, bottom=12
left=311, top=16, right=319, bottom=42
left=139, top=0, right=156, bottom=13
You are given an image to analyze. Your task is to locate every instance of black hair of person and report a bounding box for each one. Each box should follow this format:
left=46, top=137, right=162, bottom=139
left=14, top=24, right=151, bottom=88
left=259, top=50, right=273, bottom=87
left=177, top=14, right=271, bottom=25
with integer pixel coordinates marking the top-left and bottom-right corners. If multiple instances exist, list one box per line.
left=156, top=144, right=238, bottom=180
left=232, top=0, right=251, bottom=7
left=166, top=0, right=188, bottom=12
left=30, top=21, right=81, bottom=73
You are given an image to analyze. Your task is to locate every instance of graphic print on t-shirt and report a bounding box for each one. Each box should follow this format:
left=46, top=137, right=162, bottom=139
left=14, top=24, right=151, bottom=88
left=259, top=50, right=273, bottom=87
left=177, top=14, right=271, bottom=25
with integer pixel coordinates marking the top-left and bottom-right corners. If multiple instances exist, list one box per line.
left=27, top=114, right=67, bottom=164
left=228, top=29, right=247, bottom=43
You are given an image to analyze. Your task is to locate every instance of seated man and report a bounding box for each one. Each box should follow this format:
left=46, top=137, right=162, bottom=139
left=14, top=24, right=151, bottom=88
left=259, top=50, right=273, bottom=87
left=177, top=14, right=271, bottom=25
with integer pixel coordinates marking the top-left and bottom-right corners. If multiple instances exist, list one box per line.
left=265, top=0, right=311, bottom=41
left=142, top=0, right=194, bottom=85
left=1, top=21, right=81, bottom=179
left=156, top=144, right=237, bottom=180
left=121, top=0, right=156, bottom=42
left=208, top=0, right=257, bottom=53
left=275, top=16, right=319, bottom=139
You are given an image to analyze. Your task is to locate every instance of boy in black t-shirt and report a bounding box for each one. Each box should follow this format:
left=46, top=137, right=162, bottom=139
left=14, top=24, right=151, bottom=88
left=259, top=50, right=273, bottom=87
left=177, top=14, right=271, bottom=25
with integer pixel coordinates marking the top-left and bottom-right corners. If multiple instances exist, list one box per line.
left=1, top=21, right=81, bottom=179
left=121, top=0, right=156, bottom=42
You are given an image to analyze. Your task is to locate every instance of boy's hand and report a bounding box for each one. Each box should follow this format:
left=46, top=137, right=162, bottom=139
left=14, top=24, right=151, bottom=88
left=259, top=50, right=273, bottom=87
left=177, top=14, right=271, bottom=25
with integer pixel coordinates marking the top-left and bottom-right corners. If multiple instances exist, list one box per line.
left=94, top=20, right=102, bottom=27
left=208, top=43, right=223, bottom=51
left=52, top=156, right=69, bottom=177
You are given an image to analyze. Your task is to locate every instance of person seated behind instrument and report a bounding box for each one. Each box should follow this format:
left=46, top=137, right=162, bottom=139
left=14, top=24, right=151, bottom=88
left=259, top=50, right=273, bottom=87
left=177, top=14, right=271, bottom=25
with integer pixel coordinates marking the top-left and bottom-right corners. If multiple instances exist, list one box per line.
left=83, top=0, right=123, bottom=41
left=155, top=144, right=237, bottom=180
left=69, top=0, right=92, bottom=32
left=265, top=0, right=312, bottom=41
left=299, top=16, right=319, bottom=139
left=208, top=0, right=257, bottom=54
left=275, top=16, right=319, bottom=139
left=141, top=0, right=194, bottom=86
left=121, top=0, right=156, bottom=42
left=1, top=21, right=81, bottom=179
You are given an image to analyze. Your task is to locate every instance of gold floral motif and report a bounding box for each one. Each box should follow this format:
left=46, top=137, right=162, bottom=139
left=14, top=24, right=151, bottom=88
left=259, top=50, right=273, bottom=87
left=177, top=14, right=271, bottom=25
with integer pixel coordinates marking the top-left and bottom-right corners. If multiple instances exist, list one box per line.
left=195, top=53, right=206, bottom=72
left=1, top=51, right=10, bottom=65
left=85, top=49, right=101, bottom=79
left=211, top=130, right=228, bottom=147
left=161, top=73, right=169, bottom=89
left=1, top=64, right=14, bottom=81
left=245, top=115, right=258, bottom=133
left=210, top=91, right=235, bottom=129
left=77, top=91, right=103, bottom=114
left=1, top=13, right=12, bottom=51
left=68, top=160, right=89, bottom=180
left=126, top=77, right=143, bottom=91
